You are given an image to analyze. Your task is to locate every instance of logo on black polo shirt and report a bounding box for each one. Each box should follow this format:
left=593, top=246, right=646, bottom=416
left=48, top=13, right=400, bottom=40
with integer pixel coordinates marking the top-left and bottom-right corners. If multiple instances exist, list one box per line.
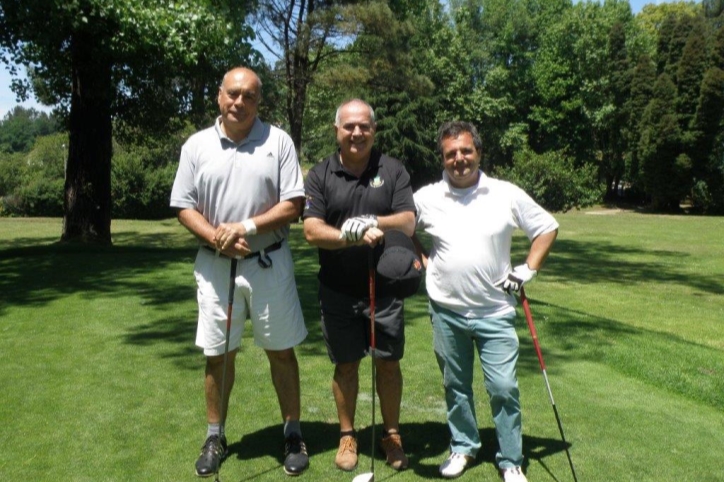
left=370, top=175, right=385, bottom=188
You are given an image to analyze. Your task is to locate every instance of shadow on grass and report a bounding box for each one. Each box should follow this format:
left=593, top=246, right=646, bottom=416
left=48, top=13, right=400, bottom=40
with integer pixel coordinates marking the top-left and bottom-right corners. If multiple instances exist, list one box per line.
left=3, top=228, right=721, bottom=410
left=513, top=237, right=724, bottom=296
left=517, top=295, right=724, bottom=411
left=0, top=243, right=196, bottom=316
left=4, top=227, right=721, bottom=324
left=224, top=421, right=572, bottom=480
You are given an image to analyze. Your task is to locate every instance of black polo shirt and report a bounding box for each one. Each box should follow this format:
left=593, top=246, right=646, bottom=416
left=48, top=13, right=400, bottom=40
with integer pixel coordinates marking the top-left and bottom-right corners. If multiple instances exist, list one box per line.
left=303, top=149, right=416, bottom=298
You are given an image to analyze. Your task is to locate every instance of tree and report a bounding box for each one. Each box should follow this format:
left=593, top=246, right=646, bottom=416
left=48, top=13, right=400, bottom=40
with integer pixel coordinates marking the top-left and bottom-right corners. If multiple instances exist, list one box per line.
left=675, top=16, right=708, bottom=132
left=601, top=21, right=632, bottom=200
left=689, top=67, right=724, bottom=212
left=530, top=0, right=632, bottom=176
left=0, top=0, right=255, bottom=243
left=1, top=132, right=67, bottom=216
left=638, top=74, right=689, bottom=210
left=0, top=106, right=60, bottom=153
left=455, top=0, right=567, bottom=168
left=252, top=0, right=426, bottom=154
left=625, top=54, right=657, bottom=196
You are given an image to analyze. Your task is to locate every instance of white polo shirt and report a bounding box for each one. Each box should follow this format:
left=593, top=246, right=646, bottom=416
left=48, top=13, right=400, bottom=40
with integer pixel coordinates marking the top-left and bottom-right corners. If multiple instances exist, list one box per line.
left=170, top=117, right=305, bottom=253
left=414, top=171, right=558, bottom=319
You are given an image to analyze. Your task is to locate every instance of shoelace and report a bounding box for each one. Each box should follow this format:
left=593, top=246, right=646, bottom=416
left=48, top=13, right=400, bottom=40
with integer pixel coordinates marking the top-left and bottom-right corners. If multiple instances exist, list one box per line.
left=383, top=434, right=403, bottom=450
left=285, top=436, right=307, bottom=455
left=338, top=436, right=356, bottom=454
left=202, top=436, right=224, bottom=456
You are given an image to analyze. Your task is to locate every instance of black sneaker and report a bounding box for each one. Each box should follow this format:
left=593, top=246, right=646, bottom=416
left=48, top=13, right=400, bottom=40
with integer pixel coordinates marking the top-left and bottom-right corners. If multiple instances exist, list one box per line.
left=195, top=434, right=228, bottom=478
left=283, top=433, right=309, bottom=476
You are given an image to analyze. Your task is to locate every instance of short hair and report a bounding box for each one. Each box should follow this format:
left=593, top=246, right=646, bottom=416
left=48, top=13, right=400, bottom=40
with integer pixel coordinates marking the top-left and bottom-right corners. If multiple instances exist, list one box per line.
left=436, top=121, right=483, bottom=156
left=334, top=99, right=376, bottom=127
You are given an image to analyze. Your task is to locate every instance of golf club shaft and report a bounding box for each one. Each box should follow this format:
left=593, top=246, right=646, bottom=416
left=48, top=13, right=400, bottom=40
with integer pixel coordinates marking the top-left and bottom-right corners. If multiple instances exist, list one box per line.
left=520, top=287, right=579, bottom=482
left=216, top=258, right=237, bottom=481
left=368, top=249, right=376, bottom=476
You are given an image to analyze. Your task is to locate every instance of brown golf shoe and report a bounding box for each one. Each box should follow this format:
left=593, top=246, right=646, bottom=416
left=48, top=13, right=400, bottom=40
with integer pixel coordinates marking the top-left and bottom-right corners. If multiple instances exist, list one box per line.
left=380, top=432, right=408, bottom=470
left=335, top=434, right=358, bottom=471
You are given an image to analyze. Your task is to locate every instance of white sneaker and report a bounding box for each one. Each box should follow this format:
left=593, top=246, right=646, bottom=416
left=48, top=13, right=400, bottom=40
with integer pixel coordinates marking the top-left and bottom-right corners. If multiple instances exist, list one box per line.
left=501, top=466, right=528, bottom=482
left=439, top=452, right=474, bottom=478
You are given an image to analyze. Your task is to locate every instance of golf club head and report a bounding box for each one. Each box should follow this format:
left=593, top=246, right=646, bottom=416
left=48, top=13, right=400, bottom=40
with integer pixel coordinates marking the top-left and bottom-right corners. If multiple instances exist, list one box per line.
left=352, top=472, right=374, bottom=482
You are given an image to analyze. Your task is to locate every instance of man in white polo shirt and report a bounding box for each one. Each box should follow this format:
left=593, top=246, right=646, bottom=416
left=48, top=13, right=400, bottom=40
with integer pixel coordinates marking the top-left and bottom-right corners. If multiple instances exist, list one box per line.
left=413, top=121, right=558, bottom=482
left=170, top=67, right=309, bottom=477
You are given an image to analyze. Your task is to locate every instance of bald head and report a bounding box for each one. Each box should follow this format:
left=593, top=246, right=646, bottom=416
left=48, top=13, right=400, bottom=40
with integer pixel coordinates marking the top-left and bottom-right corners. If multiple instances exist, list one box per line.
left=217, top=67, right=262, bottom=142
left=335, top=99, right=375, bottom=127
left=220, top=67, right=262, bottom=95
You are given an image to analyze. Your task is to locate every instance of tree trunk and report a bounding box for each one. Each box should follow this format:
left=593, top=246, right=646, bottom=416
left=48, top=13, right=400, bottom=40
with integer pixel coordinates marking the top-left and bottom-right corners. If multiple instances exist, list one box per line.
left=289, top=72, right=307, bottom=152
left=61, top=29, right=113, bottom=244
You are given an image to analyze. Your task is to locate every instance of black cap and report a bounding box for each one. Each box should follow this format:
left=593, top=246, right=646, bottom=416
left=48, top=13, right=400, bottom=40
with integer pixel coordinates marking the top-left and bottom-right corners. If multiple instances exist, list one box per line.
left=375, top=230, right=423, bottom=299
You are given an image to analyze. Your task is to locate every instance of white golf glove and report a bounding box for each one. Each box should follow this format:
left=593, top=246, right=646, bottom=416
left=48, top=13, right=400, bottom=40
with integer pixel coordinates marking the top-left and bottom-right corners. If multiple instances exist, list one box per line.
left=500, top=263, right=537, bottom=294
left=339, top=215, right=378, bottom=242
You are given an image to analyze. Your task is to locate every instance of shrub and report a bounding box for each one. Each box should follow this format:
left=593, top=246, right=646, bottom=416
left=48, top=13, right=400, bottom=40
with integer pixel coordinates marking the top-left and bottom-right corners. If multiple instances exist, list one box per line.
left=494, top=148, right=604, bottom=212
left=1, top=133, right=67, bottom=216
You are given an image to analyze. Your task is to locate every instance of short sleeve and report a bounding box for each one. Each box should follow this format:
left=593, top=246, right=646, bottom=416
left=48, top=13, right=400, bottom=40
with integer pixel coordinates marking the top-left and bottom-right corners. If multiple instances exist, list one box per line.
left=302, top=164, right=327, bottom=220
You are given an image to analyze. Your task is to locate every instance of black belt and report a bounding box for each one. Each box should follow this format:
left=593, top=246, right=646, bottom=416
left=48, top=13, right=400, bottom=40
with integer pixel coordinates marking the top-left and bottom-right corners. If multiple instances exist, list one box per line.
left=202, top=240, right=283, bottom=268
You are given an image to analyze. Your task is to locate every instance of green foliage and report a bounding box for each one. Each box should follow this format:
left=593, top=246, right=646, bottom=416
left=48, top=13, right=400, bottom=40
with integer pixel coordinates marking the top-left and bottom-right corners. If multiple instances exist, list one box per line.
left=1, top=0, right=724, bottom=219
left=494, top=148, right=603, bottom=212
left=111, top=123, right=196, bottom=219
left=0, top=124, right=195, bottom=219
left=675, top=16, right=708, bottom=129
left=0, top=106, right=61, bottom=153
left=0, top=0, right=258, bottom=243
left=0, top=0, right=256, bottom=127
left=638, top=74, right=689, bottom=210
left=625, top=55, right=657, bottom=195
left=0, top=133, right=67, bottom=216
left=368, top=0, right=465, bottom=187
left=0, top=151, right=23, bottom=204
left=689, top=67, right=724, bottom=212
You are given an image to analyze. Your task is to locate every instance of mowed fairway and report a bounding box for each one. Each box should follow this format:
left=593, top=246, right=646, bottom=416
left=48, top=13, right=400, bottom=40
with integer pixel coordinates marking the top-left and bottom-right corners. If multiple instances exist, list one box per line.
left=0, top=210, right=722, bottom=482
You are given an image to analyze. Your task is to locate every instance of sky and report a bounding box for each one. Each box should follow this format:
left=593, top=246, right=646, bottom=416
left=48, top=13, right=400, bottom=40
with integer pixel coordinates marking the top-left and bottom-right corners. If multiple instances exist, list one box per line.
left=0, top=0, right=688, bottom=118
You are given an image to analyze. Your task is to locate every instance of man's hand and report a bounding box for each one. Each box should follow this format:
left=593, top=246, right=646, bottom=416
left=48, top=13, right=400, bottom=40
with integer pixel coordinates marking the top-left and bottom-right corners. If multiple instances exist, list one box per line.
left=499, top=263, right=537, bottom=294
left=213, top=222, right=248, bottom=250
left=339, top=215, right=378, bottom=242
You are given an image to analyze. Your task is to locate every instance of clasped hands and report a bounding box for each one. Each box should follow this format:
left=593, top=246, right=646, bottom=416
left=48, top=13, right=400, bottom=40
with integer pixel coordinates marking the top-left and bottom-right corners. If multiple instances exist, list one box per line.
left=338, top=215, right=382, bottom=246
left=212, top=223, right=251, bottom=258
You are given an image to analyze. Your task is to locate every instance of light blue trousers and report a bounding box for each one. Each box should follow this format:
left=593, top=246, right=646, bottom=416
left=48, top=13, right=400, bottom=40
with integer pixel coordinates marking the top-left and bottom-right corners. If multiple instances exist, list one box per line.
left=430, top=301, right=523, bottom=469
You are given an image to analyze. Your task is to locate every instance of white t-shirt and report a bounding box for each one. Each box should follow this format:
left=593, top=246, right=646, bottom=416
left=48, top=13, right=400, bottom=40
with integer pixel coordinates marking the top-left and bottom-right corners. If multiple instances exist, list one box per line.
left=414, top=171, right=558, bottom=319
left=170, top=117, right=305, bottom=253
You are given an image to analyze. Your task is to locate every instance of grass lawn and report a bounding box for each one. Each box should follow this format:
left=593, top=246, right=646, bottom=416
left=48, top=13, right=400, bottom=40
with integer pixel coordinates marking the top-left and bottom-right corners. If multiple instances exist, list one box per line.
left=0, top=210, right=722, bottom=482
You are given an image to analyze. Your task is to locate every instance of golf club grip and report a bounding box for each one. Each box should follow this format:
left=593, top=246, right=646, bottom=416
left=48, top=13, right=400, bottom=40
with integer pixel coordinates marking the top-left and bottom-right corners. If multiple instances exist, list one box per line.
left=369, top=267, right=376, bottom=346
left=520, top=287, right=547, bottom=371
left=368, top=250, right=376, bottom=349
left=228, top=259, right=238, bottom=305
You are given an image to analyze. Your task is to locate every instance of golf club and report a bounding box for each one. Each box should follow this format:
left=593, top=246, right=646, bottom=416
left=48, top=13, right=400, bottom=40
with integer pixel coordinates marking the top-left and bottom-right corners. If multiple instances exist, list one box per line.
left=214, top=258, right=238, bottom=482
left=352, top=250, right=377, bottom=482
left=520, top=287, right=579, bottom=482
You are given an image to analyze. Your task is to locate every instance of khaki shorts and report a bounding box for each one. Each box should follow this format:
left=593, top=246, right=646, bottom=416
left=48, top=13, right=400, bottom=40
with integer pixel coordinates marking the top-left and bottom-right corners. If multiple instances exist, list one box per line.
left=194, top=242, right=307, bottom=356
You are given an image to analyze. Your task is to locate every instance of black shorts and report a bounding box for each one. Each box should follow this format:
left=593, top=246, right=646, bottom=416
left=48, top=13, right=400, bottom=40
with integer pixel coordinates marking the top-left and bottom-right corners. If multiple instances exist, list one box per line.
left=319, top=283, right=405, bottom=364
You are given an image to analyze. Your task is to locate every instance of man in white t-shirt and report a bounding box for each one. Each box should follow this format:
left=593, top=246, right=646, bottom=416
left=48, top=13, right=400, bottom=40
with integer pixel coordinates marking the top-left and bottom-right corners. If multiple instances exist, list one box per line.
left=413, top=121, right=558, bottom=482
left=170, top=67, right=308, bottom=478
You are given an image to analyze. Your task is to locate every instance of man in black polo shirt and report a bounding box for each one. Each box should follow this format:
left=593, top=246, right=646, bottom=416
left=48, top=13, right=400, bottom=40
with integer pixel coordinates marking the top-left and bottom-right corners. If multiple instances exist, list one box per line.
left=303, top=99, right=416, bottom=472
